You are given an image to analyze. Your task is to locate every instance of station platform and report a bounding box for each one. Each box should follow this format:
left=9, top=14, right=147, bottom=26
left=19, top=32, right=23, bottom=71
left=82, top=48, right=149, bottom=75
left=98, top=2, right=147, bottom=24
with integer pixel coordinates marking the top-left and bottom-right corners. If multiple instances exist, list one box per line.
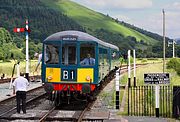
left=0, top=80, right=42, bottom=102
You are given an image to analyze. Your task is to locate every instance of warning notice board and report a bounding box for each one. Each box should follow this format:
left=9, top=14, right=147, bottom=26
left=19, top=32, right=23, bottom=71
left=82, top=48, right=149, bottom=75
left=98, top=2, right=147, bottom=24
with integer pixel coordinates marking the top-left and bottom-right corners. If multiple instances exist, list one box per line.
left=144, top=73, right=170, bottom=84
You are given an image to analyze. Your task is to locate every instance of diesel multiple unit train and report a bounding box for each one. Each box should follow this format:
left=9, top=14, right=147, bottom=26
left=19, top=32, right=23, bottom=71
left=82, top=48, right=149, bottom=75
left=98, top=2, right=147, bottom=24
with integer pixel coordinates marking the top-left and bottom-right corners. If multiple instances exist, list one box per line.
left=42, top=30, right=120, bottom=105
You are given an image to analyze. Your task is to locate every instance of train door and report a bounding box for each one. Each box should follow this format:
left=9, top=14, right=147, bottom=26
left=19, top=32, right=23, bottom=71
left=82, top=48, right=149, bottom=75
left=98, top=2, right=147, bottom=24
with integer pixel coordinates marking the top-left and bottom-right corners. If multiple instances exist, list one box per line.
left=61, top=42, right=77, bottom=82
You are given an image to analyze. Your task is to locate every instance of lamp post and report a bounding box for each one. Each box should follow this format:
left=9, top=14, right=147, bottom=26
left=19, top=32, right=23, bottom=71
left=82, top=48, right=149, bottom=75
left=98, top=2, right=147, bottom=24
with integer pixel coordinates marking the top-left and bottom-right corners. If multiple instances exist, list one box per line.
left=163, top=9, right=165, bottom=73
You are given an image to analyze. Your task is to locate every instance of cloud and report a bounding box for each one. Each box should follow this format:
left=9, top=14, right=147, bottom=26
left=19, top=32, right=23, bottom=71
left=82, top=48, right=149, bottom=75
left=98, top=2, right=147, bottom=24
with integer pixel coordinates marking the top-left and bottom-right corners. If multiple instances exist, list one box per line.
left=134, top=11, right=180, bottom=38
left=165, top=2, right=180, bottom=10
left=73, top=0, right=153, bottom=9
left=72, top=0, right=180, bottom=38
left=173, top=2, right=180, bottom=8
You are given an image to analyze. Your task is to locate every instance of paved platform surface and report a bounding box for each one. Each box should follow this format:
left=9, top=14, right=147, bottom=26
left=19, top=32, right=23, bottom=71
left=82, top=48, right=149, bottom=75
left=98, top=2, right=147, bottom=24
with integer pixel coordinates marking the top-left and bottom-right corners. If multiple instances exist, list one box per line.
left=122, top=116, right=173, bottom=122
left=0, top=80, right=42, bottom=102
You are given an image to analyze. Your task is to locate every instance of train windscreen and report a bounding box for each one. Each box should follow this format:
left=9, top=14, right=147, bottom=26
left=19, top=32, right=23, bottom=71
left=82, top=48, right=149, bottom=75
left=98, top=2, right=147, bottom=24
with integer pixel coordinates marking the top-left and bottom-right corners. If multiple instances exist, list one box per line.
left=80, top=43, right=95, bottom=66
left=44, top=44, right=59, bottom=64
left=62, top=43, right=77, bottom=65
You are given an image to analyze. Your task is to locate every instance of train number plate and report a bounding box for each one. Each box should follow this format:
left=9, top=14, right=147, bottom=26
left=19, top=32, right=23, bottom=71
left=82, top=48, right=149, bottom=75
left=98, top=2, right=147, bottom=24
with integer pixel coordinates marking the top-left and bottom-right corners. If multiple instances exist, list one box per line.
left=61, top=69, right=76, bottom=81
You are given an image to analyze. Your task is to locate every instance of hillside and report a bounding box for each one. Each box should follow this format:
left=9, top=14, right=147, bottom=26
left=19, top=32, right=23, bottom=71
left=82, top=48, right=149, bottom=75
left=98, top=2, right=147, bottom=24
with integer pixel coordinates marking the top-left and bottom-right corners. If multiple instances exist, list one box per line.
left=42, top=0, right=158, bottom=45
left=0, top=0, right=177, bottom=58
left=176, top=38, right=180, bottom=44
left=0, top=0, right=84, bottom=40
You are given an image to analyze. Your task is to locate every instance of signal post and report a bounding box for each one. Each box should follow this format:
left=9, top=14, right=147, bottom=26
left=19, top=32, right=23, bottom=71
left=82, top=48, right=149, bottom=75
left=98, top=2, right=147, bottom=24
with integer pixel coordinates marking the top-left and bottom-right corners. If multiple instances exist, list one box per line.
left=14, top=19, right=31, bottom=81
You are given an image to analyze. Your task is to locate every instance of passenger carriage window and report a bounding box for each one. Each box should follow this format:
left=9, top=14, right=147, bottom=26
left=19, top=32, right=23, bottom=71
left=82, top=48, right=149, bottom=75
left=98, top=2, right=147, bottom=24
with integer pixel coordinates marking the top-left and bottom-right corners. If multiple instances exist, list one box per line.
left=99, top=48, right=108, bottom=65
left=80, top=43, right=95, bottom=66
left=99, top=48, right=104, bottom=65
left=45, top=44, right=59, bottom=64
left=62, top=43, right=76, bottom=65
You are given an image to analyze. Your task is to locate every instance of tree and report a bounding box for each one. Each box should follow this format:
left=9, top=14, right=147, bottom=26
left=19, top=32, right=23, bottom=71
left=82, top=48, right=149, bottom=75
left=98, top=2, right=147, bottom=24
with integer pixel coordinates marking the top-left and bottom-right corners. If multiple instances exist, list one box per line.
left=0, top=27, right=12, bottom=45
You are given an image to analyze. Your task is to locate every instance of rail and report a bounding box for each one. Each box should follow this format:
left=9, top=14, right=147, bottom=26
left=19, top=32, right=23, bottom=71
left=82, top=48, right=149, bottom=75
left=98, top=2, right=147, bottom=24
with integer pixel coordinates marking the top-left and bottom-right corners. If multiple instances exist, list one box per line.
left=0, top=86, right=45, bottom=118
left=39, top=106, right=56, bottom=122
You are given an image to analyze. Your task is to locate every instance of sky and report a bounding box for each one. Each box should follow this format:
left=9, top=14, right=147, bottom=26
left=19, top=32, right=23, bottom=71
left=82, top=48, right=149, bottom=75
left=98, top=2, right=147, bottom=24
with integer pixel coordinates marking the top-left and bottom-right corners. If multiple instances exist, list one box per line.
left=71, top=0, right=180, bottom=39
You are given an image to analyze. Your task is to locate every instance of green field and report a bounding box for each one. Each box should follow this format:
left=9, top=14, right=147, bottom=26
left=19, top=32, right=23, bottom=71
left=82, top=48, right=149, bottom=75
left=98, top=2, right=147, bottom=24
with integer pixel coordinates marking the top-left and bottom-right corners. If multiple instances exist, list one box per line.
left=42, top=0, right=158, bottom=44
left=121, top=60, right=180, bottom=86
left=0, top=60, right=40, bottom=78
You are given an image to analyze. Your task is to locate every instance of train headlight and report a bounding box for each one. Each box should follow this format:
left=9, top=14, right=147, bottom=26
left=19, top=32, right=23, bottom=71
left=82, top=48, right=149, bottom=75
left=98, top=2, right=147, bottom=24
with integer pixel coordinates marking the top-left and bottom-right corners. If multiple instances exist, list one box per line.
left=52, top=90, right=55, bottom=94
left=47, top=76, right=52, bottom=80
left=86, top=76, right=91, bottom=81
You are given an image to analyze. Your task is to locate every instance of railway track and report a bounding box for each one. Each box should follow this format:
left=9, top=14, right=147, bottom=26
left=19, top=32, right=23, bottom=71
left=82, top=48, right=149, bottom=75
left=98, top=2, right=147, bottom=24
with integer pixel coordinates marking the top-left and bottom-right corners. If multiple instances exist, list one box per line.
left=0, top=97, right=100, bottom=121
left=38, top=97, right=99, bottom=122
left=0, top=86, right=46, bottom=119
left=0, top=64, right=147, bottom=121
left=39, top=106, right=56, bottom=122
left=0, top=65, right=116, bottom=121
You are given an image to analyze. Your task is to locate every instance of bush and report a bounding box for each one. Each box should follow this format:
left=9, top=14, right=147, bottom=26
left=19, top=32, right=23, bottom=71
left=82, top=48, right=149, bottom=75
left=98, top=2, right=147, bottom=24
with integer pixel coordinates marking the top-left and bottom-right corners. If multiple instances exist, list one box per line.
left=176, top=68, right=180, bottom=75
left=167, top=58, right=180, bottom=76
left=141, top=59, right=147, bottom=63
left=166, top=58, right=180, bottom=70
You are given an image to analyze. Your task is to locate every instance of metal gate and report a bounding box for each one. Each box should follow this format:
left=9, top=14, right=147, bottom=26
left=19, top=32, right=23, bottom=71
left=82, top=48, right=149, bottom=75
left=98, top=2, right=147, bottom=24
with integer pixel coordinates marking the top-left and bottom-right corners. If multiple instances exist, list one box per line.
left=173, top=86, right=180, bottom=118
left=128, top=85, right=173, bottom=117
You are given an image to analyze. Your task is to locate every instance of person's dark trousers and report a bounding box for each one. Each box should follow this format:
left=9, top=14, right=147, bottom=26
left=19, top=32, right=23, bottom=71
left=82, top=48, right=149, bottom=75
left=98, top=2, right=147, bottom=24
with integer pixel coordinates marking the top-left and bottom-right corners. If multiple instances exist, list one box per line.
left=16, top=91, right=26, bottom=113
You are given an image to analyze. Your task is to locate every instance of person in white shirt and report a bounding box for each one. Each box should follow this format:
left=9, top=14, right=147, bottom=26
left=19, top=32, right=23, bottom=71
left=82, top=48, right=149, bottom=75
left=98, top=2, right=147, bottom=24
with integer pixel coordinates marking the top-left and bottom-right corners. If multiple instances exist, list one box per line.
left=34, top=52, right=42, bottom=72
left=80, top=53, right=95, bottom=65
left=13, top=72, right=29, bottom=114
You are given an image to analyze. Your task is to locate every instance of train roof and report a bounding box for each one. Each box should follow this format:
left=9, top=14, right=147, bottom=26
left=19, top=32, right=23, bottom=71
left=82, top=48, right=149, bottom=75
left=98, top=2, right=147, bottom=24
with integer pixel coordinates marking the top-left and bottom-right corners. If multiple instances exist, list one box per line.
left=44, top=30, right=119, bottom=51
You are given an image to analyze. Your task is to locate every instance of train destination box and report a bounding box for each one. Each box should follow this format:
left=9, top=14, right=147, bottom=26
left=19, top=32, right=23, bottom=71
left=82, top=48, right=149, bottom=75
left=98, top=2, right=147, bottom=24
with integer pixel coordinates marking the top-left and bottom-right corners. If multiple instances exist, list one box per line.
left=144, top=73, right=170, bottom=84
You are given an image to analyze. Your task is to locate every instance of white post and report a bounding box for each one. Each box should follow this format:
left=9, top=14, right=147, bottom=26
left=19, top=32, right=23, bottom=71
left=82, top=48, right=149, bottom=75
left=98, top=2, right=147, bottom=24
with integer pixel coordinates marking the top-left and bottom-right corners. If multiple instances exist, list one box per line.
left=173, top=40, right=175, bottom=58
left=9, top=63, right=16, bottom=89
left=155, top=85, right=160, bottom=117
left=133, top=50, right=136, bottom=87
left=25, top=20, right=29, bottom=80
left=16, top=63, right=20, bottom=77
left=115, top=68, right=120, bottom=109
left=128, top=50, right=131, bottom=87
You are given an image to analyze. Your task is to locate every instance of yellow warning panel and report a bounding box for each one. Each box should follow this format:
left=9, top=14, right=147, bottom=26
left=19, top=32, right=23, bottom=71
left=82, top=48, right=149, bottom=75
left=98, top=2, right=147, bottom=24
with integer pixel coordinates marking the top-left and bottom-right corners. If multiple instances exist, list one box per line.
left=46, top=68, right=60, bottom=82
left=77, top=68, right=94, bottom=83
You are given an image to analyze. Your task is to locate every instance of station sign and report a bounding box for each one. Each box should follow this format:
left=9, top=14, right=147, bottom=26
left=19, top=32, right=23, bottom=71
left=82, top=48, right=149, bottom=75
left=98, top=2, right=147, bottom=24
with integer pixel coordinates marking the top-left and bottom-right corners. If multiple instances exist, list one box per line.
left=144, top=73, right=170, bottom=84
left=62, top=36, right=77, bottom=41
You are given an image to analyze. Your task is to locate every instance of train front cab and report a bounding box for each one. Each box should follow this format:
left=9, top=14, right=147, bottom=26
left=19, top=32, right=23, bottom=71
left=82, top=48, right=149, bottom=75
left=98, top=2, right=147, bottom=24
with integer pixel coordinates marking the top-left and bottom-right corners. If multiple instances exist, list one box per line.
left=42, top=40, right=99, bottom=98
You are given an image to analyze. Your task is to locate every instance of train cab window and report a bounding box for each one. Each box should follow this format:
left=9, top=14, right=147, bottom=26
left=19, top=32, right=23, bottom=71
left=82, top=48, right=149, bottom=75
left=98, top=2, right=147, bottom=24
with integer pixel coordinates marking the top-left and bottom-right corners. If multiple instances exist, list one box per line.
left=112, top=52, right=116, bottom=59
left=80, top=43, right=95, bottom=66
left=45, top=44, right=59, bottom=64
left=62, top=44, right=76, bottom=65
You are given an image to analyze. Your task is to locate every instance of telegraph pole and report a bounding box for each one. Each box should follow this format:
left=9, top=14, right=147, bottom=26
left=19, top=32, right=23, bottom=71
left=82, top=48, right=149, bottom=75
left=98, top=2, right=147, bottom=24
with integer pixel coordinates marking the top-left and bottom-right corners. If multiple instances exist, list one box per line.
left=163, top=9, right=165, bottom=73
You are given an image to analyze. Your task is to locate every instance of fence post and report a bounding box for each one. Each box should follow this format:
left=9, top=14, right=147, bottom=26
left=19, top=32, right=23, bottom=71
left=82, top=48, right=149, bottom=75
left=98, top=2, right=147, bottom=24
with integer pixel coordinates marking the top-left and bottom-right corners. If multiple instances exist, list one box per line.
left=128, top=50, right=131, bottom=87
left=115, top=69, right=120, bottom=109
left=133, top=50, right=136, bottom=87
left=155, top=85, right=160, bottom=117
